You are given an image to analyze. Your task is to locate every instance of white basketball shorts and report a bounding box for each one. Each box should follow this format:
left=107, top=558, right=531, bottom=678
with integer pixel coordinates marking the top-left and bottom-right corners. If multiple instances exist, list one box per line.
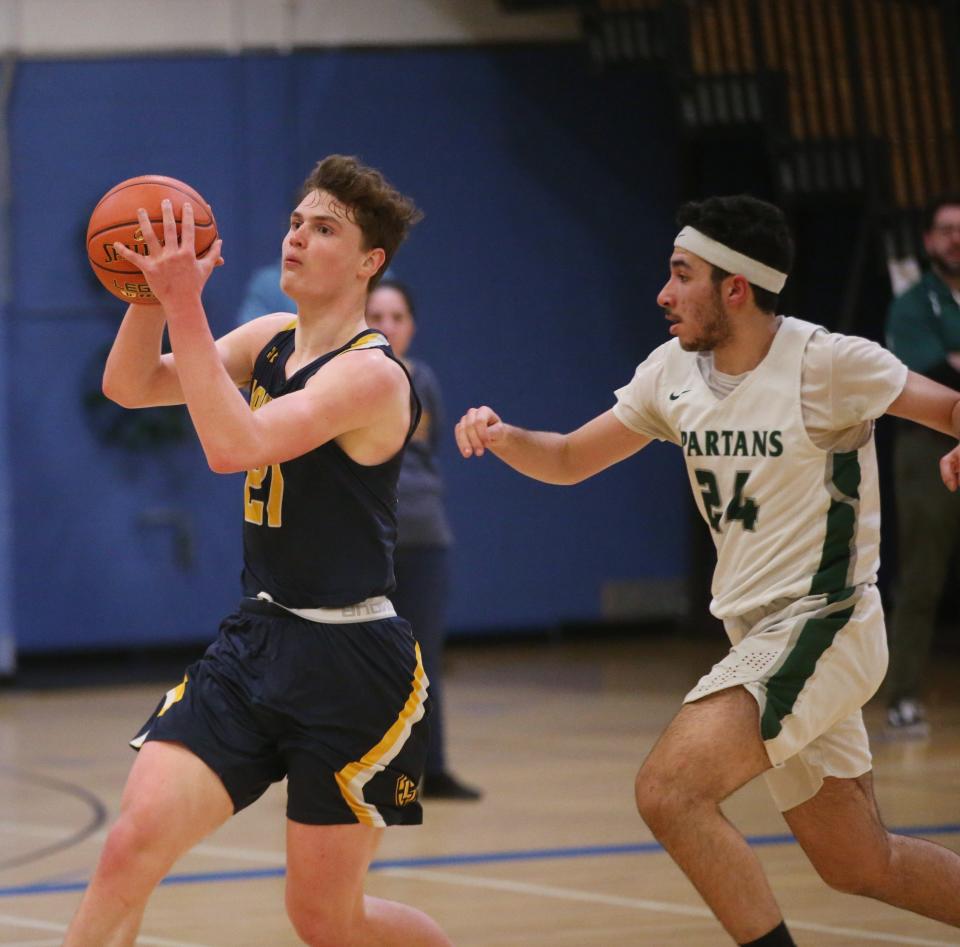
left=683, top=584, right=888, bottom=811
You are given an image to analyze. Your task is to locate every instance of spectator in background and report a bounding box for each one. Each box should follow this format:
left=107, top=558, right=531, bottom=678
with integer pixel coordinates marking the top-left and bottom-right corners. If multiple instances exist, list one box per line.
left=366, top=279, right=481, bottom=801
left=884, top=194, right=960, bottom=737
left=237, top=261, right=294, bottom=323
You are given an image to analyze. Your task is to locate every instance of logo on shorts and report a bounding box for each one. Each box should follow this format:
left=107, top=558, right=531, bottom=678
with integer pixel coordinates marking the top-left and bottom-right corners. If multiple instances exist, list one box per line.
left=395, top=775, right=418, bottom=806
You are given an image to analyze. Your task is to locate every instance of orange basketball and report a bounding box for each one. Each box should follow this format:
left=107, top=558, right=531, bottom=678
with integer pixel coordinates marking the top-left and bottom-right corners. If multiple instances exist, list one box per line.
left=86, top=175, right=218, bottom=305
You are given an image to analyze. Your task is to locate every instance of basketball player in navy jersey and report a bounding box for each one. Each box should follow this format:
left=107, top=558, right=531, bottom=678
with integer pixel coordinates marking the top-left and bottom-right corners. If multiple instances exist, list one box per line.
left=65, top=156, right=452, bottom=946
left=456, top=196, right=960, bottom=945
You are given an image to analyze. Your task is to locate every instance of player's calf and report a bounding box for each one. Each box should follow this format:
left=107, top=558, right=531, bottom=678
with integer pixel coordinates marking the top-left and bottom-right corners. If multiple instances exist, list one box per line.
left=805, top=833, right=893, bottom=899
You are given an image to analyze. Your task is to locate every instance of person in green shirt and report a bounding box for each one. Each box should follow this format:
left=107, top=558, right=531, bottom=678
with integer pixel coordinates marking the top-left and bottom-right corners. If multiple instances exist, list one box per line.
left=884, top=194, right=960, bottom=736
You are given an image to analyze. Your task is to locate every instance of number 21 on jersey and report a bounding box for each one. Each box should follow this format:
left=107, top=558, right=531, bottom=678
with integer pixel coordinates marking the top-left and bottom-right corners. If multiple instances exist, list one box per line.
left=245, top=464, right=285, bottom=527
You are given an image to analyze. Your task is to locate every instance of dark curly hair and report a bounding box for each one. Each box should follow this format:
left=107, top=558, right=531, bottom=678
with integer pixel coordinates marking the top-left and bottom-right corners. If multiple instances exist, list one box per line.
left=300, top=155, right=423, bottom=287
left=676, top=195, right=793, bottom=313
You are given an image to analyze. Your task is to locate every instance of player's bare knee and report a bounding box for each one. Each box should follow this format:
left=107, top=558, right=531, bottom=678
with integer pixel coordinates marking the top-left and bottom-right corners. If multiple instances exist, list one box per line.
left=287, top=913, right=353, bottom=947
left=100, top=814, right=154, bottom=869
left=817, top=863, right=883, bottom=898
left=634, top=768, right=656, bottom=818
left=286, top=894, right=356, bottom=947
left=635, top=767, right=696, bottom=833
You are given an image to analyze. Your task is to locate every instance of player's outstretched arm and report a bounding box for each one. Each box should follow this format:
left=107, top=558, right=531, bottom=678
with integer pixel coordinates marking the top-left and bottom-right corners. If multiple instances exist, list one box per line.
left=455, top=406, right=650, bottom=485
left=886, top=370, right=960, bottom=491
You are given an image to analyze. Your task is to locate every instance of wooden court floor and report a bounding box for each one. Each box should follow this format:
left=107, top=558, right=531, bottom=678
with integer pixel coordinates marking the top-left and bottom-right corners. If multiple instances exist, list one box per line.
left=1, top=633, right=958, bottom=946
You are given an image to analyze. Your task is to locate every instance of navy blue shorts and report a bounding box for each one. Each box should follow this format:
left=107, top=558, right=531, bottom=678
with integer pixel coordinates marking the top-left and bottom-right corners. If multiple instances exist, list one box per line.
left=131, top=599, right=430, bottom=826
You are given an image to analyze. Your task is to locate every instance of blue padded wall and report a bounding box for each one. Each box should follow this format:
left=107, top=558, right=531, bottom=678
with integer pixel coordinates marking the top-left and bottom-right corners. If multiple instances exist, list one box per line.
left=9, top=45, right=684, bottom=651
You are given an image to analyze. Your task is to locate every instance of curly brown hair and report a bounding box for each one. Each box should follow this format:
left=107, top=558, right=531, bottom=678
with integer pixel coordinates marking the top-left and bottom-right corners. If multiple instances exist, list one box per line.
left=300, top=155, right=423, bottom=287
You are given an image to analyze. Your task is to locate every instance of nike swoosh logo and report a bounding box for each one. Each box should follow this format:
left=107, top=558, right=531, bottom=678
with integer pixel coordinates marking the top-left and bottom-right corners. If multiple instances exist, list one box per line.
left=669, top=389, right=691, bottom=400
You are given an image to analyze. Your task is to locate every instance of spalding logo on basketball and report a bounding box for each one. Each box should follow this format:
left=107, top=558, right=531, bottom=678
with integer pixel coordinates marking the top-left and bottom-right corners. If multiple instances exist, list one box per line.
left=86, top=175, right=218, bottom=305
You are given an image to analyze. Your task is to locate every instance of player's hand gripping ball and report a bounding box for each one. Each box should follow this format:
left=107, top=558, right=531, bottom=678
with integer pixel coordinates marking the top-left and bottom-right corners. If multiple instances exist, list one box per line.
left=86, top=175, right=218, bottom=305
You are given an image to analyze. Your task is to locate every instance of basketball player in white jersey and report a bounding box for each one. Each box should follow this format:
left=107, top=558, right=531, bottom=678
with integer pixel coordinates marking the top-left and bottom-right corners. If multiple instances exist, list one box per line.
left=455, top=195, right=960, bottom=946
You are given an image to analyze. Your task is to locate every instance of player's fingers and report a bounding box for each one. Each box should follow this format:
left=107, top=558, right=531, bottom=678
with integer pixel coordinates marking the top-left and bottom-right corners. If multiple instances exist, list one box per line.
left=940, top=452, right=960, bottom=492
left=461, top=408, right=488, bottom=457
left=480, top=408, right=503, bottom=441
left=181, top=201, right=195, bottom=253
left=454, top=419, right=473, bottom=458
left=160, top=199, right=178, bottom=249
left=201, top=237, right=222, bottom=264
left=203, top=239, right=225, bottom=273
left=113, top=241, right=145, bottom=268
left=474, top=406, right=503, bottom=441
left=136, top=207, right=162, bottom=255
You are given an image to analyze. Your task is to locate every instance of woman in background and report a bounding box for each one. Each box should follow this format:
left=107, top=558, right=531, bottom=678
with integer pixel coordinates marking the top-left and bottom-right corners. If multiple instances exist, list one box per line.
left=366, top=279, right=481, bottom=801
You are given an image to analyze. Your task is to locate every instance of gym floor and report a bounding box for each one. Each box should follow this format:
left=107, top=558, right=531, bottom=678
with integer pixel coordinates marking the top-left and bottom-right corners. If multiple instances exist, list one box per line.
left=1, top=632, right=958, bottom=946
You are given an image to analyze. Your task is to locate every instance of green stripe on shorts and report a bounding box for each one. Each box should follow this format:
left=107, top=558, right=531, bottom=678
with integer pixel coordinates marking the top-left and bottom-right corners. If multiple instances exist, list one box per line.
left=760, top=602, right=855, bottom=741
left=763, top=447, right=862, bottom=742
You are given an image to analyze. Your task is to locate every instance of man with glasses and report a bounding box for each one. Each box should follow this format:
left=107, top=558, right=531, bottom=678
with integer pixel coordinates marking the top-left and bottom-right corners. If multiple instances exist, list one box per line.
left=884, top=194, right=960, bottom=737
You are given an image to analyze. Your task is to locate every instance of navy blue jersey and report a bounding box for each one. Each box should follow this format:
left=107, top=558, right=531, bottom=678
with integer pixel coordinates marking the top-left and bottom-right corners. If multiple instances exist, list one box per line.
left=241, top=326, right=421, bottom=607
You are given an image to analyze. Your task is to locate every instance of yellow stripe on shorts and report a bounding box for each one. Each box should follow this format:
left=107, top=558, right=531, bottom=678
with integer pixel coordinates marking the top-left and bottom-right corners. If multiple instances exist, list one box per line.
left=129, top=674, right=189, bottom=749
left=157, top=674, right=189, bottom=718
left=335, top=644, right=429, bottom=827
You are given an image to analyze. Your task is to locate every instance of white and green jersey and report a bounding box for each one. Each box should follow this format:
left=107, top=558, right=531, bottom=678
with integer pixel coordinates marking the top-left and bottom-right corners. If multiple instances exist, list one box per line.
left=614, top=316, right=908, bottom=619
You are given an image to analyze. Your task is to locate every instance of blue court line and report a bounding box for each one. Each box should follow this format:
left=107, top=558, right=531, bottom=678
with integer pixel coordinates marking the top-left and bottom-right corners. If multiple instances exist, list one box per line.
left=2, top=822, right=958, bottom=899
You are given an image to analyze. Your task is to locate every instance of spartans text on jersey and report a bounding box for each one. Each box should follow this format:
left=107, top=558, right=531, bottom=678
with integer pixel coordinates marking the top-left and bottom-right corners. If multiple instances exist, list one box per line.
left=680, top=429, right=784, bottom=457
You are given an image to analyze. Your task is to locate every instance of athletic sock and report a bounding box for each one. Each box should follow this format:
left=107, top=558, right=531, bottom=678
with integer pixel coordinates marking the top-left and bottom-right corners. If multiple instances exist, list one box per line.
left=740, top=921, right=796, bottom=947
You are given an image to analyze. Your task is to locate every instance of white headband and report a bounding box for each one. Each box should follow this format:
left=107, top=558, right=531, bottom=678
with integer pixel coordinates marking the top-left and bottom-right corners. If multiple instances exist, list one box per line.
left=674, top=226, right=788, bottom=294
